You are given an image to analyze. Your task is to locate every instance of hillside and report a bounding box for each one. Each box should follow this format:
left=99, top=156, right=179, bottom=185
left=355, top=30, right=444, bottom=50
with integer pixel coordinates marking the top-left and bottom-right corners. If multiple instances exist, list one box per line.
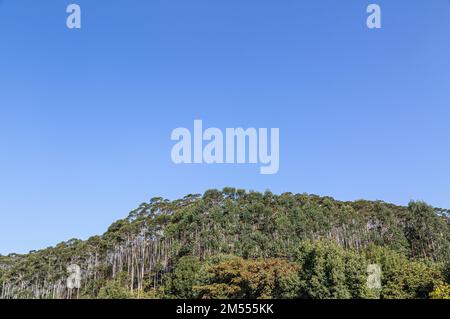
left=1, top=188, right=449, bottom=299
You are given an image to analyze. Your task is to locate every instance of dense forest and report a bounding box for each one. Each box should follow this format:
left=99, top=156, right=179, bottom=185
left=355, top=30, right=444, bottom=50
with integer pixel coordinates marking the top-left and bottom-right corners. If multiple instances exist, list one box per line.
left=1, top=188, right=449, bottom=299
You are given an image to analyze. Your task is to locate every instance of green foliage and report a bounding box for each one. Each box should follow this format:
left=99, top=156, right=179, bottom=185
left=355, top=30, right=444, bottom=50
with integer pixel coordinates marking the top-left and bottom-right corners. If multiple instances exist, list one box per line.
left=405, top=201, right=450, bottom=260
left=165, top=256, right=204, bottom=299
left=293, top=241, right=369, bottom=299
left=365, top=245, right=443, bottom=299
left=444, top=262, right=450, bottom=284
left=98, top=272, right=133, bottom=299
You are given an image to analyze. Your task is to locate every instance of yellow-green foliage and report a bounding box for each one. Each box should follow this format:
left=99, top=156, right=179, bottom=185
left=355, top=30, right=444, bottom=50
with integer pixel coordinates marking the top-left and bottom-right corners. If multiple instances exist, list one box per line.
left=429, top=283, right=450, bottom=299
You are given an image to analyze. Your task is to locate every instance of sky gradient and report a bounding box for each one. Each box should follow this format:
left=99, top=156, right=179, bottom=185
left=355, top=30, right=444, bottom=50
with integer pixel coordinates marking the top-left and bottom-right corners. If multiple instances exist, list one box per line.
left=1, top=0, right=449, bottom=254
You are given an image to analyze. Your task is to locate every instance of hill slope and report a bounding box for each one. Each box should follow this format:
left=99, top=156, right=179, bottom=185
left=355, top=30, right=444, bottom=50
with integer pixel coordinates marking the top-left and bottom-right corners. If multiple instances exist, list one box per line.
left=1, top=188, right=449, bottom=299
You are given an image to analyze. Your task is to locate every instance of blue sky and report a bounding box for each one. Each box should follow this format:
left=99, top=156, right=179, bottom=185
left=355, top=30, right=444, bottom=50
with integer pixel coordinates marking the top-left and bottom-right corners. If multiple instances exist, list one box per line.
left=0, top=0, right=449, bottom=254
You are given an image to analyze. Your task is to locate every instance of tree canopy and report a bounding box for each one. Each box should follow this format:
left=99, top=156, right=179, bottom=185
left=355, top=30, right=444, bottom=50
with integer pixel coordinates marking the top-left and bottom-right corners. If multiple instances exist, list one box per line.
left=0, top=189, right=448, bottom=299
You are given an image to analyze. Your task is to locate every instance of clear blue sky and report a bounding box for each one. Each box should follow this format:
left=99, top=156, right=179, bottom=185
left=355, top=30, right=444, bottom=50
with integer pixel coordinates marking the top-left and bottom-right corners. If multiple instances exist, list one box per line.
left=1, top=0, right=449, bottom=254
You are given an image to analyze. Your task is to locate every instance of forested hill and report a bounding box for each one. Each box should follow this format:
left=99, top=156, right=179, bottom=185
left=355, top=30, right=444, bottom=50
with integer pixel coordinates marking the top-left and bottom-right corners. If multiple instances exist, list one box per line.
left=1, top=188, right=449, bottom=299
